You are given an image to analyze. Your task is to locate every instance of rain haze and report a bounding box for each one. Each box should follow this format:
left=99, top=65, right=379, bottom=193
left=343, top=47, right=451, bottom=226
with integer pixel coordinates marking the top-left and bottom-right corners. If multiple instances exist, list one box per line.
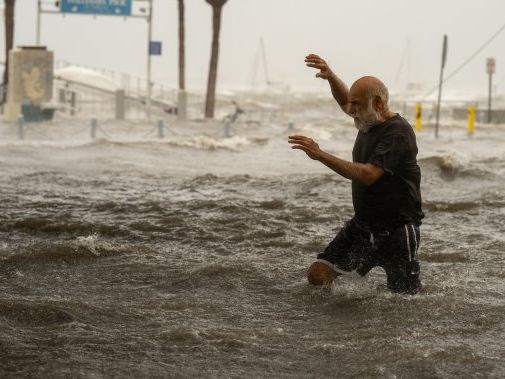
left=1, top=0, right=505, bottom=378
left=10, top=0, right=505, bottom=94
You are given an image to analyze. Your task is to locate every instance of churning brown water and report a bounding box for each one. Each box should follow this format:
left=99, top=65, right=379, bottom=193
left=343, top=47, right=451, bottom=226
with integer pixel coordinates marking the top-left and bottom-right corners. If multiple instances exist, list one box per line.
left=1, top=94, right=505, bottom=377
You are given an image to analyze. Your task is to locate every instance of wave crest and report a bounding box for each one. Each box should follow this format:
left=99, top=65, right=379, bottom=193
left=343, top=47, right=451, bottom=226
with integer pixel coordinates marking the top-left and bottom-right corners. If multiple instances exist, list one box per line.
left=2, top=235, right=125, bottom=266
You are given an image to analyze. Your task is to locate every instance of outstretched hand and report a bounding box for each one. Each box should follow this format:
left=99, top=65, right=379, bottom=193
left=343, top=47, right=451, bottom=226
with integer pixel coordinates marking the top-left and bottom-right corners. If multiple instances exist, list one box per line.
left=305, top=54, right=334, bottom=80
left=288, top=135, right=322, bottom=160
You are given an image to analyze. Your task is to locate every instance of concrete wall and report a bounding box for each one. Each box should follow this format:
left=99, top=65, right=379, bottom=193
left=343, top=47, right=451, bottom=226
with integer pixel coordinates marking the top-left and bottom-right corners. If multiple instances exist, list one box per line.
left=4, top=46, right=53, bottom=121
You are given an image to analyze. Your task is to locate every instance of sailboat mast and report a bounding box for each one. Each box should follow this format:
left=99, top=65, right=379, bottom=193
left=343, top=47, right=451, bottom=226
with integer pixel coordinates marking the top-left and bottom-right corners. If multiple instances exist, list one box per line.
left=260, top=38, right=271, bottom=85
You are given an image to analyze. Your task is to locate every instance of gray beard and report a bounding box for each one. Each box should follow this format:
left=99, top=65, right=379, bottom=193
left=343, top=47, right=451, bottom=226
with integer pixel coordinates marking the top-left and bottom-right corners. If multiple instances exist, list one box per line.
left=353, top=106, right=381, bottom=133
left=354, top=119, right=372, bottom=133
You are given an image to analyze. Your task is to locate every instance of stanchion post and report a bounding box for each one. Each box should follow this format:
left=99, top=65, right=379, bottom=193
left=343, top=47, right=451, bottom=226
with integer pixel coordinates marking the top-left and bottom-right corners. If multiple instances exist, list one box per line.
left=224, top=118, right=231, bottom=138
left=91, top=118, right=97, bottom=139
left=157, top=119, right=164, bottom=138
left=115, top=90, right=125, bottom=120
left=415, top=103, right=422, bottom=132
left=468, top=104, right=476, bottom=135
left=70, top=91, right=76, bottom=116
left=17, top=114, right=24, bottom=140
left=177, top=90, right=187, bottom=120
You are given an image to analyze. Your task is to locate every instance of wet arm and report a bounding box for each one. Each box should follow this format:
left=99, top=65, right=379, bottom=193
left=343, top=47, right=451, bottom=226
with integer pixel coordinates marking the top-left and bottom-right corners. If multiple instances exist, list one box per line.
left=304, top=54, right=350, bottom=114
left=288, top=135, right=384, bottom=185
left=317, top=150, right=384, bottom=186
left=328, top=73, right=350, bottom=115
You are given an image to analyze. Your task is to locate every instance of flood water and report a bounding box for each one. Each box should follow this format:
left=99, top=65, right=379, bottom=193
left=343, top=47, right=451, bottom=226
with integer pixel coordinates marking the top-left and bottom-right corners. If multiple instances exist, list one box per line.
left=1, top=93, right=505, bottom=377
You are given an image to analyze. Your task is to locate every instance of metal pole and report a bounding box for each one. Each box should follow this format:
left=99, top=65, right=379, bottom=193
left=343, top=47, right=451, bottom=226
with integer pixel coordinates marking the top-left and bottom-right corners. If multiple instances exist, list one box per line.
left=91, top=118, right=97, bottom=139
left=468, top=104, right=475, bottom=135
left=70, top=91, right=76, bottom=116
left=146, top=0, right=153, bottom=121
left=415, top=102, right=422, bottom=132
left=435, top=67, right=444, bottom=138
left=224, top=118, right=231, bottom=138
left=157, top=119, right=164, bottom=138
left=435, top=35, right=448, bottom=139
left=17, top=115, right=24, bottom=140
left=488, top=72, right=493, bottom=123
left=36, top=0, right=42, bottom=45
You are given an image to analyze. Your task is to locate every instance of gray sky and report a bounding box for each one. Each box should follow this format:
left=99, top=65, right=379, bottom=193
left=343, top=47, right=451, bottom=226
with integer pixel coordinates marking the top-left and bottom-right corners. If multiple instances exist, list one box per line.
left=7, top=0, right=505, bottom=95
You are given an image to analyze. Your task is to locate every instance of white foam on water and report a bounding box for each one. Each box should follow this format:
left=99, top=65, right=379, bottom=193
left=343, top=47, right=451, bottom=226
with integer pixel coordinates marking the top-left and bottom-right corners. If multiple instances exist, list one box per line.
left=296, top=124, right=333, bottom=141
left=437, top=150, right=470, bottom=170
left=330, top=272, right=381, bottom=299
left=180, top=135, right=251, bottom=151
left=75, top=234, right=102, bottom=256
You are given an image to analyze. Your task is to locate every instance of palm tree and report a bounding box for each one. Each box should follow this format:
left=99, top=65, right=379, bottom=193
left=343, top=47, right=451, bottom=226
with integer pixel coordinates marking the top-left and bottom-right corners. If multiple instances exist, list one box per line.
left=204, top=0, right=228, bottom=118
left=2, top=0, right=15, bottom=104
left=178, top=0, right=185, bottom=91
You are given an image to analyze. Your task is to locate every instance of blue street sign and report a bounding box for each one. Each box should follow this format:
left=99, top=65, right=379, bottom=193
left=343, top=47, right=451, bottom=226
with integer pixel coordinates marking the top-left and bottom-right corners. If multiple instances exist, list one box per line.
left=60, top=0, right=132, bottom=16
left=149, top=41, right=162, bottom=56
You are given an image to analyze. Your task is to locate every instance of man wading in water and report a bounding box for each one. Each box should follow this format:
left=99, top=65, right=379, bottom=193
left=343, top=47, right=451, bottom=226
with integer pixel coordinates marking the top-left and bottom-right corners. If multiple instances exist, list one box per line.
left=288, top=54, right=424, bottom=294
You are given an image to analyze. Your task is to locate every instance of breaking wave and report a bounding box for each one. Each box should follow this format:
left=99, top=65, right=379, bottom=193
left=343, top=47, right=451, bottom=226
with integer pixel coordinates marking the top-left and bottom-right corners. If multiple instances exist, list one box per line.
left=419, top=153, right=496, bottom=180
left=1, top=235, right=126, bottom=266
left=168, top=135, right=252, bottom=151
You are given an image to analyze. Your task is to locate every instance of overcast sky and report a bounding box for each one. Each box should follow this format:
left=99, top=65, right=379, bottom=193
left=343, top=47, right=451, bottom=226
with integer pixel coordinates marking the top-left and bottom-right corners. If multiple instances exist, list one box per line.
left=6, top=0, right=505, bottom=95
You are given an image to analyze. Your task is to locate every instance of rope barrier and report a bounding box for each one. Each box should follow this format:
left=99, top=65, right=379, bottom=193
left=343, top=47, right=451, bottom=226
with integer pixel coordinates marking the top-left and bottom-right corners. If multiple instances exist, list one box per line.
left=71, top=125, right=92, bottom=136
left=142, top=126, right=158, bottom=138
left=97, top=126, right=113, bottom=139
left=22, top=124, right=49, bottom=139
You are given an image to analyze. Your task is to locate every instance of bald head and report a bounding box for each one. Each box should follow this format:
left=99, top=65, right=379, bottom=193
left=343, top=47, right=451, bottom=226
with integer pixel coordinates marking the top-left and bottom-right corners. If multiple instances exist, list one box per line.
left=347, top=76, right=393, bottom=132
left=350, top=76, right=389, bottom=108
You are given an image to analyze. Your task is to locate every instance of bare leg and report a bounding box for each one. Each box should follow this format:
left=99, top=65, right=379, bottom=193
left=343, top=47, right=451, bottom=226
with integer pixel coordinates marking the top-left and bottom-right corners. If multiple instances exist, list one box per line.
left=307, top=261, right=340, bottom=286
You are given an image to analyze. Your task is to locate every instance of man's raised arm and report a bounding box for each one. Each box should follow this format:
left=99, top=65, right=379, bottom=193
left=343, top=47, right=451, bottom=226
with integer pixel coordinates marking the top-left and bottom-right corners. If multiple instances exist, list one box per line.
left=305, top=54, right=350, bottom=115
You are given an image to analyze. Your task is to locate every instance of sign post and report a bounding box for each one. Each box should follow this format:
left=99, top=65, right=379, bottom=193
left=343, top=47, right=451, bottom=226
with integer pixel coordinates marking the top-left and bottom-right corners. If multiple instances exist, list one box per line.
left=36, top=0, right=154, bottom=121
left=486, top=57, right=495, bottom=124
left=435, top=34, right=448, bottom=139
left=149, top=41, right=162, bottom=56
left=36, top=0, right=41, bottom=44
left=146, top=0, right=153, bottom=121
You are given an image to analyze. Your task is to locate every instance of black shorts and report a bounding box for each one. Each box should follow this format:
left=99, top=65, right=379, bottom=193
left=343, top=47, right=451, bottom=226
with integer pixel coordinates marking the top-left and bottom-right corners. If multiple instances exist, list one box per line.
left=317, top=218, right=422, bottom=294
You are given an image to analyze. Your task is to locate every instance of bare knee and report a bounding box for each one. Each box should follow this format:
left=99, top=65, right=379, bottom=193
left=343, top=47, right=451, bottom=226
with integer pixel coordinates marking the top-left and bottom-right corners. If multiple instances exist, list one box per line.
left=307, top=261, right=338, bottom=286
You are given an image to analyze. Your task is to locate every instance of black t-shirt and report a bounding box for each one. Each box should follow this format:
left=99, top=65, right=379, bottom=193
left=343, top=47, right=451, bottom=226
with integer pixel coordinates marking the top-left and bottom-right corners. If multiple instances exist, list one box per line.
left=352, top=114, right=424, bottom=231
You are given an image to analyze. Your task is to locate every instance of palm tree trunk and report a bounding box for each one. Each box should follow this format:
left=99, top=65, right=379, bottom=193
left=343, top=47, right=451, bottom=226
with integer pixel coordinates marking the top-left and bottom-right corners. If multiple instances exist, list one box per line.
left=178, top=0, right=185, bottom=90
left=2, top=0, right=15, bottom=104
left=204, top=4, right=224, bottom=118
